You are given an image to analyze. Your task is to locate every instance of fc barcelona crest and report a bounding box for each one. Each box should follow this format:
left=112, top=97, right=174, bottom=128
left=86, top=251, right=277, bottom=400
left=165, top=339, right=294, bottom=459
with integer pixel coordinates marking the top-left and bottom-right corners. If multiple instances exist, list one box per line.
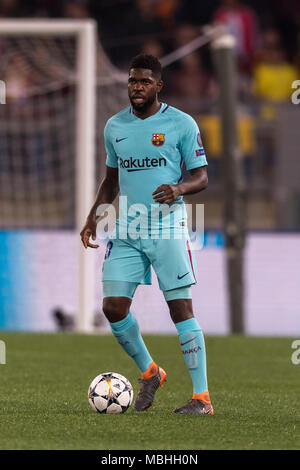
left=152, top=133, right=165, bottom=147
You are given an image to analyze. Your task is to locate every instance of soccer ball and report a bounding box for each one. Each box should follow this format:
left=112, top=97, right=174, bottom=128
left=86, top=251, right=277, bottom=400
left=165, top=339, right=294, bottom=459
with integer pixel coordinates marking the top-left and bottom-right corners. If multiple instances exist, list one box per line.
left=88, top=372, right=134, bottom=414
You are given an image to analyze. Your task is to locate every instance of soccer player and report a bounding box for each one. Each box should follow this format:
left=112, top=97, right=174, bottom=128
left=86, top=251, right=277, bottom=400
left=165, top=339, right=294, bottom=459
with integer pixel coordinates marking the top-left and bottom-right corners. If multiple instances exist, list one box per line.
left=80, top=54, right=213, bottom=415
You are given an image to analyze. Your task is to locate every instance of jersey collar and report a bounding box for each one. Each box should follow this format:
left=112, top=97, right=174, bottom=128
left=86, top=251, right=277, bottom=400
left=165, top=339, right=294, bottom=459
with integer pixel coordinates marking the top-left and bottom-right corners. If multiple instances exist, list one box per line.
left=129, top=102, right=168, bottom=120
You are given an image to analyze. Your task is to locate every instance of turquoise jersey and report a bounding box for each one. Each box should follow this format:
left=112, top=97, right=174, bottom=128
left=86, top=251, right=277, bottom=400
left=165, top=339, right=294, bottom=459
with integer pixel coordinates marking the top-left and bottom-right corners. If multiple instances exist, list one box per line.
left=104, top=103, right=207, bottom=236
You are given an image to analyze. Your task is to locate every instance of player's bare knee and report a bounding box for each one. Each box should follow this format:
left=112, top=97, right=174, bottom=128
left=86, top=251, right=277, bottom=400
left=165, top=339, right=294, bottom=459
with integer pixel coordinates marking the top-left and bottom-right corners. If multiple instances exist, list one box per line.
left=102, top=297, right=130, bottom=323
left=168, top=299, right=194, bottom=324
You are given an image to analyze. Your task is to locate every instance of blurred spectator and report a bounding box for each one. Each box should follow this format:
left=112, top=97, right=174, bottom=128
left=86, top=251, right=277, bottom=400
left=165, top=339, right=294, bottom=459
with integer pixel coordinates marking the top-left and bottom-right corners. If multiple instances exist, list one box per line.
left=0, top=0, right=19, bottom=17
left=141, top=39, right=165, bottom=59
left=253, top=28, right=298, bottom=182
left=173, top=23, right=201, bottom=48
left=153, top=0, right=179, bottom=30
left=294, top=29, right=300, bottom=74
left=170, top=53, right=216, bottom=98
left=254, top=28, right=281, bottom=64
left=16, top=1, right=62, bottom=17
left=128, top=0, right=164, bottom=37
left=273, top=0, right=300, bottom=27
left=100, top=0, right=165, bottom=68
left=253, top=31, right=298, bottom=105
left=168, top=52, right=217, bottom=113
left=213, top=0, right=259, bottom=73
left=272, top=0, right=300, bottom=62
left=62, top=0, right=91, bottom=19
left=175, top=0, right=219, bottom=26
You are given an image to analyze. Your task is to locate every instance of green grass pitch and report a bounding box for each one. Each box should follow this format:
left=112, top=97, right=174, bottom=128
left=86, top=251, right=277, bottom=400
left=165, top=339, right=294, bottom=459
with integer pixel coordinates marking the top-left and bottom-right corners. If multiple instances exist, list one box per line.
left=0, top=332, right=299, bottom=450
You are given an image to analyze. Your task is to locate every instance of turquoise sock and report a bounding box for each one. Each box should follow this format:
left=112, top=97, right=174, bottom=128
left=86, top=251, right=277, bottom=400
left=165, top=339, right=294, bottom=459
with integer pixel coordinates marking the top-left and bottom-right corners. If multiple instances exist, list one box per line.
left=175, top=317, right=208, bottom=395
left=109, top=312, right=153, bottom=373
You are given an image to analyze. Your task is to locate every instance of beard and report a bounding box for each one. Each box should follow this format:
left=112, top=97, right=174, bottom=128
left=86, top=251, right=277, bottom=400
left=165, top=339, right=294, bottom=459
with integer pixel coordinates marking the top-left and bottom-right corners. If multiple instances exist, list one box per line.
left=129, top=92, right=156, bottom=114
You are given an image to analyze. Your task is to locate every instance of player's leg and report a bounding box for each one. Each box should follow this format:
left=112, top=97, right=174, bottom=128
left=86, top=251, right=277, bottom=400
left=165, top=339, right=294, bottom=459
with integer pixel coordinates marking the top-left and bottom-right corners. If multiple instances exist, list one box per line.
left=102, top=282, right=166, bottom=412
left=102, top=283, right=154, bottom=374
left=102, top=238, right=166, bottom=411
left=164, top=290, right=213, bottom=415
left=148, top=236, right=212, bottom=414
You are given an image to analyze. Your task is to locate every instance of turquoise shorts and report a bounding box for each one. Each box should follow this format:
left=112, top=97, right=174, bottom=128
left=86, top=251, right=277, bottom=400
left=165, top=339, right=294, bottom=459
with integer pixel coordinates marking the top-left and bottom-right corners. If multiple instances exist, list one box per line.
left=102, top=235, right=197, bottom=292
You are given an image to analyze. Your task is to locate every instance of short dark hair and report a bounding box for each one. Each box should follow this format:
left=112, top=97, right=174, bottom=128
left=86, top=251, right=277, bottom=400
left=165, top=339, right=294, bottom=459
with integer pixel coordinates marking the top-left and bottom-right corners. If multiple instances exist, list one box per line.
left=129, top=54, right=162, bottom=80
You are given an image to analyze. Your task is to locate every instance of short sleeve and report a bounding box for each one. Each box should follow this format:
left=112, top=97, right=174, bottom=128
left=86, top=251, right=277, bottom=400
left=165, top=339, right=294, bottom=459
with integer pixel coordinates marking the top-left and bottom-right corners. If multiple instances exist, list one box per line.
left=104, top=121, right=118, bottom=168
left=179, top=115, right=207, bottom=170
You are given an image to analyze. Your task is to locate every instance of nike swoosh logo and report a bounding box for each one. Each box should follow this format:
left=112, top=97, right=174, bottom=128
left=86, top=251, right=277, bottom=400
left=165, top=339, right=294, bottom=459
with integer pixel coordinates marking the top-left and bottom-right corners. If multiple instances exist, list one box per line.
left=180, top=337, right=197, bottom=346
left=116, top=137, right=128, bottom=143
left=177, top=272, right=189, bottom=279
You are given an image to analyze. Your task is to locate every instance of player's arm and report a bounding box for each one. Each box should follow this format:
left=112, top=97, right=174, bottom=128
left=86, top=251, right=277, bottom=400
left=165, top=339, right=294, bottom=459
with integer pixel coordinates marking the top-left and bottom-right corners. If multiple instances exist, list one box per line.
left=178, top=166, right=208, bottom=195
left=80, top=166, right=119, bottom=249
left=152, top=166, right=208, bottom=204
left=153, top=115, right=209, bottom=204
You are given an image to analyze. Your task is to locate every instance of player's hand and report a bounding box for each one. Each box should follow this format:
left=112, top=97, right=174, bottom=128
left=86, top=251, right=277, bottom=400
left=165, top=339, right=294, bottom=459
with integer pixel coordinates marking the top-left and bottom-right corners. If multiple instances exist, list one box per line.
left=80, top=216, right=99, bottom=249
left=152, top=184, right=182, bottom=204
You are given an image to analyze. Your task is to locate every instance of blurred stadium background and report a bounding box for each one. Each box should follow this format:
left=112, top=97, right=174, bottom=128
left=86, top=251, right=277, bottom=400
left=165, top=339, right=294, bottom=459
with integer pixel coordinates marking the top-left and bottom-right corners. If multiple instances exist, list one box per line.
left=0, top=0, right=299, bottom=335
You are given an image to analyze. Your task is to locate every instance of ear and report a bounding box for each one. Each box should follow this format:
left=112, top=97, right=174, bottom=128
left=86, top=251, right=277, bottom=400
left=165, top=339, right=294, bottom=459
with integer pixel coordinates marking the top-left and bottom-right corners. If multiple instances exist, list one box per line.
left=157, top=80, right=163, bottom=93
